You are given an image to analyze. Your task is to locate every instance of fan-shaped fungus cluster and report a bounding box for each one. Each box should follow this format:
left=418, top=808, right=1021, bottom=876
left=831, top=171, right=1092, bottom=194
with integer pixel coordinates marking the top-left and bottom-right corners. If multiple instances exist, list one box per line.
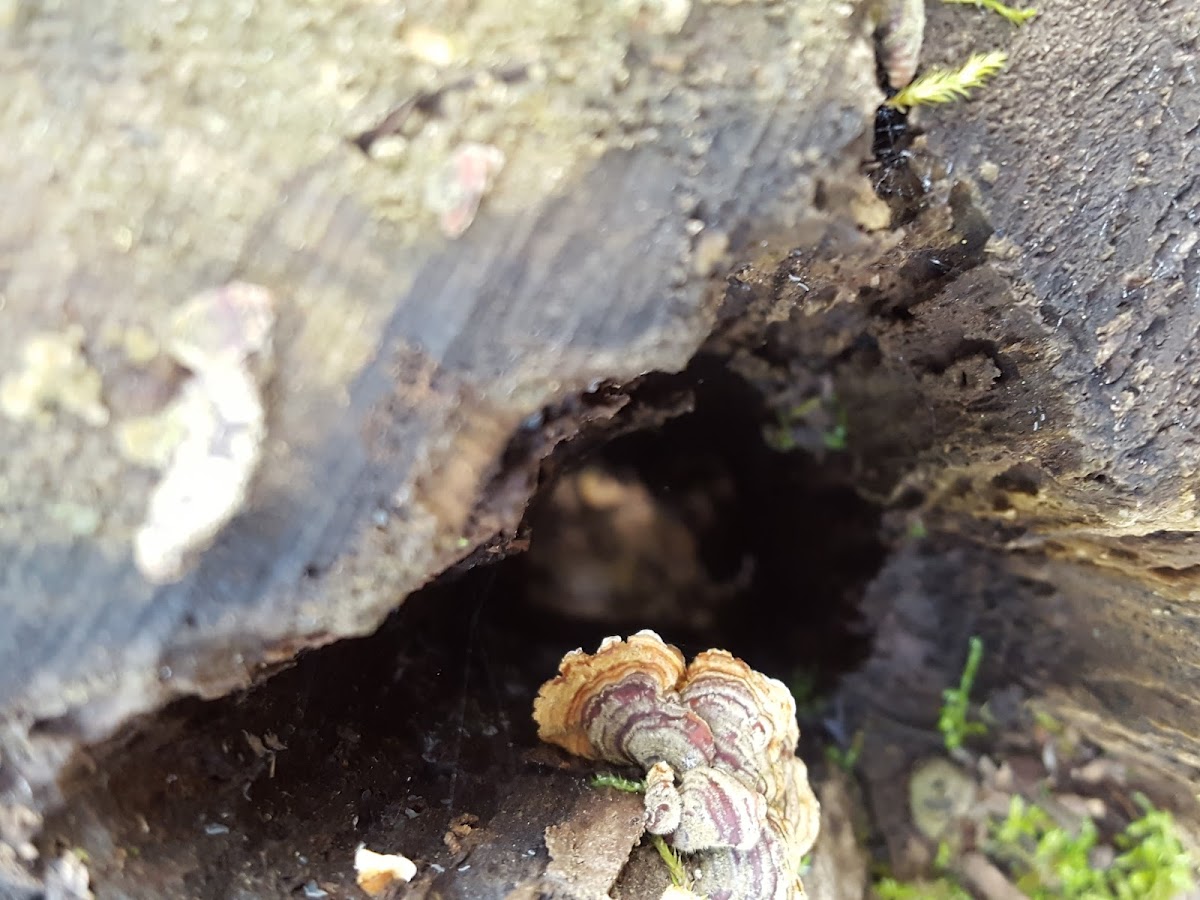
left=534, top=631, right=819, bottom=899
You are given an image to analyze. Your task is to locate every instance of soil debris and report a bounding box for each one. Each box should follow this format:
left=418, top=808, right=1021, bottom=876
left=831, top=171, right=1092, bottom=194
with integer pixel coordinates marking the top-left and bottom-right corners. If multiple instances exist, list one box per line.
left=442, top=813, right=480, bottom=854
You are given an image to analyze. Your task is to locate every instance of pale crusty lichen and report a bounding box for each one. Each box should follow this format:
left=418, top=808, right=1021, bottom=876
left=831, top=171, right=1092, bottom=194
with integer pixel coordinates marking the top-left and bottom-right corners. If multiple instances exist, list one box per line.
left=119, top=324, right=161, bottom=366
left=0, top=326, right=109, bottom=427
left=132, top=282, right=274, bottom=584
left=116, top=405, right=191, bottom=470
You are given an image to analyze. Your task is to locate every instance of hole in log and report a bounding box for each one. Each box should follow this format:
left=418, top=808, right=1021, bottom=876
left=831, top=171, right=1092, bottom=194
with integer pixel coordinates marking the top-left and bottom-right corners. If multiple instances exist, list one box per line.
left=40, top=360, right=886, bottom=898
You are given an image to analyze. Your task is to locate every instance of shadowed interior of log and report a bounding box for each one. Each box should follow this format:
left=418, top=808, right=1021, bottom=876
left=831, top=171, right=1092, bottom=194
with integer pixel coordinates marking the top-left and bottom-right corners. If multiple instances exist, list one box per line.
left=35, top=363, right=886, bottom=900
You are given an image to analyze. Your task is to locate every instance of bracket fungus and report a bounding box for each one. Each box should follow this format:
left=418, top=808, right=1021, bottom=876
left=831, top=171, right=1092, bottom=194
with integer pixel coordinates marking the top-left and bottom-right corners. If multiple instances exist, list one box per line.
left=534, top=630, right=820, bottom=899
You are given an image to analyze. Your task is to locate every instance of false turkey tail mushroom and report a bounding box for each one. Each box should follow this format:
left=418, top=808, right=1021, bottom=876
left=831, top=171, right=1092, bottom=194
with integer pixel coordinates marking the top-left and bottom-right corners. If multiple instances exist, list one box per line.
left=534, top=630, right=820, bottom=899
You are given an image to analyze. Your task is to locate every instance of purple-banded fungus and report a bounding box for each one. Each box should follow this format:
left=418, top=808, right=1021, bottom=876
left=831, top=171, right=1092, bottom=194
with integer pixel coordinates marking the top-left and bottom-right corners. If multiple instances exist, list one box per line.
left=645, top=761, right=683, bottom=836
left=694, top=814, right=798, bottom=900
left=873, top=0, right=926, bottom=90
left=534, top=631, right=820, bottom=899
left=670, top=766, right=767, bottom=853
left=682, top=649, right=800, bottom=804
left=534, top=630, right=715, bottom=770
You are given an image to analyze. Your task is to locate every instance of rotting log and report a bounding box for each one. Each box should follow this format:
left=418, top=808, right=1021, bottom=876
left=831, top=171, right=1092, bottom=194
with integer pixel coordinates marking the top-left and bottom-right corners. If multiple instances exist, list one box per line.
left=0, top=0, right=880, bottom=875
left=3, top=0, right=1200, bottom=895
left=846, top=0, right=1200, bottom=779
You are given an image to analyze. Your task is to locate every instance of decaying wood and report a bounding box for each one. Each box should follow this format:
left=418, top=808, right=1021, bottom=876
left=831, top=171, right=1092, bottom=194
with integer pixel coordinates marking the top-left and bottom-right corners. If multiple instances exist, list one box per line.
left=0, top=0, right=879, bottom=879
left=3, top=0, right=1200, bottom=895
left=846, top=0, right=1200, bottom=777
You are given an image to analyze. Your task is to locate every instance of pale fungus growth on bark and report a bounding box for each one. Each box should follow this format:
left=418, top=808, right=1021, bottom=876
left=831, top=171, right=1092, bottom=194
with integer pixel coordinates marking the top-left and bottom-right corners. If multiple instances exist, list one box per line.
left=353, top=845, right=417, bottom=896
left=132, top=282, right=274, bottom=583
left=534, top=630, right=820, bottom=899
left=0, top=326, right=109, bottom=427
left=645, top=761, right=684, bottom=837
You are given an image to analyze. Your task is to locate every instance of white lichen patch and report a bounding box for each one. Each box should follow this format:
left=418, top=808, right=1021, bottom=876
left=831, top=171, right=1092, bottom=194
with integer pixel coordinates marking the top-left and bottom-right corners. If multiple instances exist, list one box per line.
left=133, top=282, right=274, bottom=584
left=119, top=323, right=162, bottom=366
left=47, top=501, right=104, bottom=538
left=0, top=326, right=109, bottom=427
left=43, top=850, right=93, bottom=900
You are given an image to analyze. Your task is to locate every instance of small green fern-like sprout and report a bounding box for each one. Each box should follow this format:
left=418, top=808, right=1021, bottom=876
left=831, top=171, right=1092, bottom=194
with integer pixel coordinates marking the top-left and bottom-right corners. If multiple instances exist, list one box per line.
left=938, top=636, right=988, bottom=751
left=887, top=51, right=1008, bottom=110
left=650, top=834, right=692, bottom=889
left=875, top=876, right=971, bottom=899
left=590, top=772, right=646, bottom=793
left=825, top=728, right=865, bottom=773
left=943, top=0, right=1038, bottom=25
left=590, top=772, right=648, bottom=792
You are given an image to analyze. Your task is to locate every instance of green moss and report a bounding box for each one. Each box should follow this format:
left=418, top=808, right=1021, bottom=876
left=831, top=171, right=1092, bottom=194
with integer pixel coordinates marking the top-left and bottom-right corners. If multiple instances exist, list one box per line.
left=1111, top=796, right=1198, bottom=899
left=887, top=52, right=1007, bottom=111
left=875, top=876, right=970, bottom=899
left=789, top=667, right=830, bottom=720
left=876, top=793, right=1196, bottom=899
left=763, top=395, right=850, bottom=454
left=589, top=772, right=646, bottom=793
left=826, top=729, right=865, bottom=773
left=943, top=0, right=1038, bottom=25
left=989, top=793, right=1197, bottom=900
left=906, top=518, right=929, bottom=540
left=649, top=833, right=691, bottom=889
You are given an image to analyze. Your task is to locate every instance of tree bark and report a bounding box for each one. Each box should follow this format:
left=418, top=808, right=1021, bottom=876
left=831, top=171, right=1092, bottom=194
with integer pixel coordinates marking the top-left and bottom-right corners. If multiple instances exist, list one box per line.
left=0, top=0, right=877, bottom=860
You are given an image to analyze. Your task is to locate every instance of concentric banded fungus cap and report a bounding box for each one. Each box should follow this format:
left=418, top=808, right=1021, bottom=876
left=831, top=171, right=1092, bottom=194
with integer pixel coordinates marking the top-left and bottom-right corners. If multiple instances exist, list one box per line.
left=534, top=632, right=820, bottom=899
left=695, top=815, right=800, bottom=900
left=644, top=761, right=682, bottom=835
left=534, top=630, right=715, bottom=770
left=681, top=650, right=799, bottom=802
left=670, top=766, right=767, bottom=853
left=779, top=756, right=821, bottom=862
